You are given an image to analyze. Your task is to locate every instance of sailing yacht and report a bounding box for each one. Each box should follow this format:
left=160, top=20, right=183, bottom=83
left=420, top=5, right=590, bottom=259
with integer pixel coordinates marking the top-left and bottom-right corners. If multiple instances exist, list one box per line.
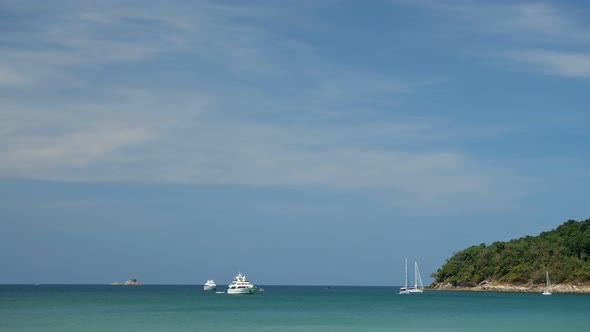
left=408, top=261, right=424, bottom=293
left=400, top=259, right=424, bottom=294
left=542, top=271, right=552, bottom=295
left=399, top=258, right=411, bottom=294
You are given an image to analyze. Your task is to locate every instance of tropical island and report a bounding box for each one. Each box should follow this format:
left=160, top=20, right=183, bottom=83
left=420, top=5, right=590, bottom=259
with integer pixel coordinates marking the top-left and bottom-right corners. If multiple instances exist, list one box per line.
left=429, top=218, right=590, bottom=293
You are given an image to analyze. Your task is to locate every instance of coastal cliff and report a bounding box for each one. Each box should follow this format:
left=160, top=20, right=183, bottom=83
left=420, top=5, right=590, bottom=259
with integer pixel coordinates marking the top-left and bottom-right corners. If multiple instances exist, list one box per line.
left=430, top=218, right=590, bottom=294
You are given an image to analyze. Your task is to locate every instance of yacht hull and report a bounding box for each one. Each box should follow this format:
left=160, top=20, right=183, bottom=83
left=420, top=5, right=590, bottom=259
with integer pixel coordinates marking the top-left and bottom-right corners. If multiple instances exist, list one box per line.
left=204, top=285, right=216, bottom=291
left=227, top=287, right=256, bottom=295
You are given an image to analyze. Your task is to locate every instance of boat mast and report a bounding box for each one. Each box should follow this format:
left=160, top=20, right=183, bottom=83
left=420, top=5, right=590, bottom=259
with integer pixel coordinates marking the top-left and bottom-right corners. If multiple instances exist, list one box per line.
left=405, top=257, right=408, bottom=289
left=414, top=261, right=424, bottom=289
left=414, top=261, right=418, bottom=289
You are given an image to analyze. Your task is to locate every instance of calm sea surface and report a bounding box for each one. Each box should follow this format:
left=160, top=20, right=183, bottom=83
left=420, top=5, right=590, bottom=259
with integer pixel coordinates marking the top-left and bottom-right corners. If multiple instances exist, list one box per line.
left=1, top=285, right=589, bottom=331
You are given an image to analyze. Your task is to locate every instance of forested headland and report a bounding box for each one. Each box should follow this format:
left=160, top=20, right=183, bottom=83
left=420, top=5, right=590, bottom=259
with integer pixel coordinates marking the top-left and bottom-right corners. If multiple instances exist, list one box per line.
left=431, top=218, right=590, bottom=290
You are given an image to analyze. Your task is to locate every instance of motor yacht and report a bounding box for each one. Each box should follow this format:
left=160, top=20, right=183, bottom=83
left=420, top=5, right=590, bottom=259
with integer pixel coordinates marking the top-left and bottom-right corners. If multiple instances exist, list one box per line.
left=204, top=280, right=217, bottom=291
left=227, top=272, right=256, bottom=295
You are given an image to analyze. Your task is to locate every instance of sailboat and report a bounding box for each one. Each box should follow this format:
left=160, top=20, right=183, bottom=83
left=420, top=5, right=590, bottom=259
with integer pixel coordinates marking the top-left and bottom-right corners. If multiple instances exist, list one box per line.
left=399, top=258, right=411, bottom=294
left=409, top=261, right=424, bottom=293
left=542, top=271, right=552, bottom=295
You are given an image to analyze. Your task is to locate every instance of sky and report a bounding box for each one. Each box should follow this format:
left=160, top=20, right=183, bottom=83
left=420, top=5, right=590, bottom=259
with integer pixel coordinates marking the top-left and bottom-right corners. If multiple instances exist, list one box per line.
left=1, top=0, right=589, bottom=286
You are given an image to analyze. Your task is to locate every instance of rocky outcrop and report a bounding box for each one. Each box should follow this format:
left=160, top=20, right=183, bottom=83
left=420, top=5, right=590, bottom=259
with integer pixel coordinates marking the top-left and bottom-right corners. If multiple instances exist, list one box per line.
left=112, top=279, right=142, bottom=286
left=428, top=281, right=590, bottom=294
left=123, top=279, right=142, bottom=286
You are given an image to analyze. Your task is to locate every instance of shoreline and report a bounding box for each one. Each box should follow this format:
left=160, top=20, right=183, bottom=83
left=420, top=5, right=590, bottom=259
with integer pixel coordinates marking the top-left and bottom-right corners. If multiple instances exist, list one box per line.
left=428, top=281, right=590, bottom=294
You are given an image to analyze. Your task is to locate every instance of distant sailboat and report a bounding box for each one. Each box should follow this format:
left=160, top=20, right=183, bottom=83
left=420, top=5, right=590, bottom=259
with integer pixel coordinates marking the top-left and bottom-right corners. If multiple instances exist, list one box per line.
left=400, top=259, right=424, bottom=294
left=399, top=258, right=411, bottom=294
left=409, top=261, right=424, bottom=293
left=542, top=271, right=552, bottom=296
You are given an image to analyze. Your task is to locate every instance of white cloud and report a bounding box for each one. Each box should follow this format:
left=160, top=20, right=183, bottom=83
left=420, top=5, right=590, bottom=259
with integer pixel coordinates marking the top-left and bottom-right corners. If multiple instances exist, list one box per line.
left=479, top=3, right=589, bottom=43
left=509, top=3, right=582, bottom=38
left=400, top=1, right=590, bottom=79
left=0, top=91, right=523, bottom=214
left=0, top=126, right=152, bottom=172
left=0, top=0, right=530, bottom=214
left=0, top=65, right=34, bottom=87
left=412, top=1, right=590, bottom=43
left=510, top=50, right=590, bottom=78
left=99, top=114, right=524, bottom=215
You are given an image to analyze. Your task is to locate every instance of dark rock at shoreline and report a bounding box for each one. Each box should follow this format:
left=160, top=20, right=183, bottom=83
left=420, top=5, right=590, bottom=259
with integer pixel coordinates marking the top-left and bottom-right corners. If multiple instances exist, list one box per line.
left=428, top=281, right=590, bottom=294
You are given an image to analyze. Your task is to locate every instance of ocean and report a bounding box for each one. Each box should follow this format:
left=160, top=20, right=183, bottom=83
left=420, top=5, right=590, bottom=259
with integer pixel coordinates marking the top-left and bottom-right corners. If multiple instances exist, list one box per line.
left=1, top=285, right=589, bottom=331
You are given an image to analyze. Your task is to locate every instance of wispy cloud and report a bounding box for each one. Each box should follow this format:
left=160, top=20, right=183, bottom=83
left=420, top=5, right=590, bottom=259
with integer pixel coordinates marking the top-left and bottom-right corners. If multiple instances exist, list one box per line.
left=503, top=3, right=590, bottom=42
left=0, top=0, right=531, bottom=214
left=411, top=1, right=590, bottom=43
left=0, top=65, right=34, bottom=87
left=0, top=88, right=523, bottom=214
left=402, top=1, right=590, bottom=78
left=510, top=50, right=590, bottom=78
left=479, top=3, right=588, bottom=43
left=0, top=126, right=151, bottom=170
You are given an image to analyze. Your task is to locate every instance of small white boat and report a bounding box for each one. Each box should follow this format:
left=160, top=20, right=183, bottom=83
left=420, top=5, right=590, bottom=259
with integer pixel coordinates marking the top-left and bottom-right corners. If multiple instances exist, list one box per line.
left=204, top=280, right=217, bottom=291
left=542, top=271, right=552, bottom=295
left=215, top=291, right=226, bottom=294
left=227, top=272, right=257, bottom=295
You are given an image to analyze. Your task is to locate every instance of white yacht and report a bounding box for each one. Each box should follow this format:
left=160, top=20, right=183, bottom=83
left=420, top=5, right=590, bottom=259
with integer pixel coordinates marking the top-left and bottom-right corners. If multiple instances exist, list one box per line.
left=227, top=272, right=257, bottom=295
left=204, top=280, right=217, bottom=291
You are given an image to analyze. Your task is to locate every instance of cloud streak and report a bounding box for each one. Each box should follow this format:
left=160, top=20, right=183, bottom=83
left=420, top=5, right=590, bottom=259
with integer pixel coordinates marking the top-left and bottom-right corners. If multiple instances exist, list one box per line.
left=402, top=1, right=590, bottom=79
left=510, top=50, right=590, bottom=78
left=411, top=1, right=590, bottom=43
left=0, top=0, right=533, bottom=214
left=0, top=65, right=34, bottom=87
left=0, top=126, right=152, bottom=174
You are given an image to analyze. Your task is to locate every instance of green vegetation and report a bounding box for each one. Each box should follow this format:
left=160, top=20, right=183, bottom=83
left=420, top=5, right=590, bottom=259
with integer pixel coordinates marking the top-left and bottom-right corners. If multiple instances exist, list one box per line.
left=432, top=218, right=590, bottom=287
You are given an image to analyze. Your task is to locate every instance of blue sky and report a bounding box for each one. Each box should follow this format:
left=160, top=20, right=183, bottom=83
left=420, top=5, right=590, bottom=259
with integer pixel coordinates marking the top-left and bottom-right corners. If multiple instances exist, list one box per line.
left=1, top=0, right=589, bottom=285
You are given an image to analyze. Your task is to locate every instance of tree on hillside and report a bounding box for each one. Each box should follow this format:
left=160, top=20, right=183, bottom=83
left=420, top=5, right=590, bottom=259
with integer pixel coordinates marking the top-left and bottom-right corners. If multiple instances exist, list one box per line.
left=432, top=218, right=590, bottom=286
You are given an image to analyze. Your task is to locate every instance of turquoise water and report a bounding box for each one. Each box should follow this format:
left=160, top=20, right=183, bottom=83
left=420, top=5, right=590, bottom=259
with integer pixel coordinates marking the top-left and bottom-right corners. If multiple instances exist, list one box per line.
left=1, top=285, right=589, bottom=331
